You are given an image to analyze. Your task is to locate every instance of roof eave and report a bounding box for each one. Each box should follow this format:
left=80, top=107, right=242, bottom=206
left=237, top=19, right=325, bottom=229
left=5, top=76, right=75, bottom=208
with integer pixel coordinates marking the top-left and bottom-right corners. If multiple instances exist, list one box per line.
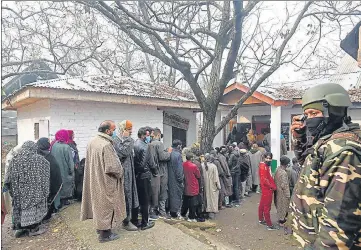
left=224, top=82, right=294, bottom=106
left=2, top=86, right=203, bottom=110
left=1, top=88, right=33, bottom=110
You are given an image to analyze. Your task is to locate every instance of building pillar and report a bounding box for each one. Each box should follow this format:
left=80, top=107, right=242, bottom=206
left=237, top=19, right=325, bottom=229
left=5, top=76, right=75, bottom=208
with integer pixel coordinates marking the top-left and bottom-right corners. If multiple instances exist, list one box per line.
left=270, top=105, right=281, bottom=166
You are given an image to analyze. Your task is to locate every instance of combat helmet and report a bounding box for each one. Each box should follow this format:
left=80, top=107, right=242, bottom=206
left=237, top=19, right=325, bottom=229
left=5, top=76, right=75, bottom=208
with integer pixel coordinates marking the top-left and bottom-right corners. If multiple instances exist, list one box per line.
left=302, top=83, right=352, bottom=109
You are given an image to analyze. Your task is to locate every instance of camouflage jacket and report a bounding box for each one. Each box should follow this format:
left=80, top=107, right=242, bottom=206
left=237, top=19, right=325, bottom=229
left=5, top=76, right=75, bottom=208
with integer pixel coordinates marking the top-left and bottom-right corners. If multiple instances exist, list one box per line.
left=289, top=123, right=361, bottom=250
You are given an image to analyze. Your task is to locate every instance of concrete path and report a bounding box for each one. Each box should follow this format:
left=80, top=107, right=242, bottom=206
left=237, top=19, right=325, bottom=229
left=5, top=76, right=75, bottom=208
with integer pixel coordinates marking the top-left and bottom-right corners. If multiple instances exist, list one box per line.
left=62, top=203, right=235, bottom=250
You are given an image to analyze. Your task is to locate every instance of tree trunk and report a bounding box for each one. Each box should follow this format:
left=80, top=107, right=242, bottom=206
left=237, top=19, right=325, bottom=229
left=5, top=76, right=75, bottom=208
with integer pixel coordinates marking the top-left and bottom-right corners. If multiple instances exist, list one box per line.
left=200, top=111, right=216, bottom=154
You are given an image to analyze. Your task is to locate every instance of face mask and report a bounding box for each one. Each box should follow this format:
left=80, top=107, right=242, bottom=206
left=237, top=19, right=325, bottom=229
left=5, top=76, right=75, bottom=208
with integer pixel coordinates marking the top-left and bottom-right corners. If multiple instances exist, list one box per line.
left=145, top=136, right=151, bottom=143
left=111, top=130, right=117, bottom=138
left=306, top=117, right=326, bottom=136
left=266, top=161, right=271, bottom=166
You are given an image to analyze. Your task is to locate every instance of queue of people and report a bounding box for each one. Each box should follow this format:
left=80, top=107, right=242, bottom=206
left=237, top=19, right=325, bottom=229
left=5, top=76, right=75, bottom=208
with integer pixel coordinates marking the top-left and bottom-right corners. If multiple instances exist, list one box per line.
left=3, top=82, right=360, bottom=249
left=3, top=130, right=81, bottom=237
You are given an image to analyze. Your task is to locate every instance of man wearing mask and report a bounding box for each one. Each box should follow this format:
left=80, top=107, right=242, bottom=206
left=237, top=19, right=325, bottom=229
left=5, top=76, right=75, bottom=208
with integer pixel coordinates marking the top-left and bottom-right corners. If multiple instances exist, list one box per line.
left=149, top=128, right=171, bottom=219
left=113, top=120, right=139, bottom=231
left=133, top=127, right=157, bottom=230
left=144, top=127, right=154, bottom=144
left=290, top=83, right=361, bottom=249
left=81, top=121, right=126, bottom=242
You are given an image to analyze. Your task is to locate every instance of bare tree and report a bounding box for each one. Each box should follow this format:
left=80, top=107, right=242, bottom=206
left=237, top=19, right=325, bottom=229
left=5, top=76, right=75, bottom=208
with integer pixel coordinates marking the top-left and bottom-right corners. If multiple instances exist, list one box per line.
left=75, top=0, right=360, bottom=152
left=1, top=2, right=171, bottom=82
left=1, top=2, right=103, bottom=80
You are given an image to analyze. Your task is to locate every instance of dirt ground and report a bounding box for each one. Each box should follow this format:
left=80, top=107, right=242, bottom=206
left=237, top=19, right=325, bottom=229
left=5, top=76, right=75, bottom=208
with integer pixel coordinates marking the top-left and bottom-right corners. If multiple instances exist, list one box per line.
left=1, top=195, right=301, bottom=250
left=206, top=193, right=301, bottom=250
left=1, top=212, right=86, bottom=250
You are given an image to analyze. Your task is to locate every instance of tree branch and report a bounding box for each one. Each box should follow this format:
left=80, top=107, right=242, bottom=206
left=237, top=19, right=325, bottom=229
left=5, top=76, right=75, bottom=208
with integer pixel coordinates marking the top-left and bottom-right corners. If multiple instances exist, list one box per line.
left=215, top=0, right=313, bottom=135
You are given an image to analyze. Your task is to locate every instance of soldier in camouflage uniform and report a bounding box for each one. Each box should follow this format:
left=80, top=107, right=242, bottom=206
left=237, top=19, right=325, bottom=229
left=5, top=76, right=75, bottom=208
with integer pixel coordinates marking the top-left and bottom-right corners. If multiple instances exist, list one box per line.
left=290, top=83, right=361, bottom=250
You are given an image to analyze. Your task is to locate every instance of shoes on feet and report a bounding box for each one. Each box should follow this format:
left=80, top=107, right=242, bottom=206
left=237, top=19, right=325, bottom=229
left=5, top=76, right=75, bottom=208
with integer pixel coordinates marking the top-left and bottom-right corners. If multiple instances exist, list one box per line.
left=29, top=226, right=47, bottom=237
left=123, top=222, right=138, bottom=231
left=149, top=214, right=159, bottom=221
left=98, top=233, right=120, bottom=243
left=267, top=225, right=279, bottom=231
left=187, top=218, right=197, bottom=223
left=258, top=220, right=267, bottom=225
left=158, top=213, right=167, bottom=219
left=14, top=229, right=28, bottom=238
left=141, top=221, right=155, bottom=230
left=197, top=218, right=205, bottom=222
left=63, top=200, right=70, bottom=206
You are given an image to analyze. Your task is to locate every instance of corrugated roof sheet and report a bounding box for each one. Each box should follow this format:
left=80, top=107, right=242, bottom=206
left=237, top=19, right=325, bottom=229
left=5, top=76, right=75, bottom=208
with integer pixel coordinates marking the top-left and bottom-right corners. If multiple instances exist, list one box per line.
left=255, top=54, right=361, bottom=102
left=256, top=81, right=361, bottom=102
left=27, top=75, right=196, bottom=102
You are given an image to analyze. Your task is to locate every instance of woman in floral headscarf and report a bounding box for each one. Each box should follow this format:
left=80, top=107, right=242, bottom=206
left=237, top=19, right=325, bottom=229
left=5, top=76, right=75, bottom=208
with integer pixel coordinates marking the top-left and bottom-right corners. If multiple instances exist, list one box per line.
left=4, top=141, right=50, bottom=237
left=51, top=130, right=74, bottom=206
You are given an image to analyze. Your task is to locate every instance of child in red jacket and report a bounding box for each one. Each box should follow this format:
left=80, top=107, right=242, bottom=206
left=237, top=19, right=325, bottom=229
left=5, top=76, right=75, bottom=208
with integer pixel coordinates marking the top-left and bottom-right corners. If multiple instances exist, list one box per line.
left=258, top=152, right=278, bottom=230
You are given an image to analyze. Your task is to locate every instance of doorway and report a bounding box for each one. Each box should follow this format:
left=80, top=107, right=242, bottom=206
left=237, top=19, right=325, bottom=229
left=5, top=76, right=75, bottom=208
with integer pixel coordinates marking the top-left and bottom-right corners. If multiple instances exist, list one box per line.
left=172, top=126, right=187, bottom=147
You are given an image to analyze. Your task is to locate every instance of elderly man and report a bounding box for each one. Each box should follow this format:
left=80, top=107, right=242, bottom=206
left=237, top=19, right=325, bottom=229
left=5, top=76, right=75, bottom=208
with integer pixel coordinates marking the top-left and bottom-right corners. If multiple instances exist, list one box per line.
left=81, top=120, right=126, bottom=243
left=113, top=120, right=139, bottom=231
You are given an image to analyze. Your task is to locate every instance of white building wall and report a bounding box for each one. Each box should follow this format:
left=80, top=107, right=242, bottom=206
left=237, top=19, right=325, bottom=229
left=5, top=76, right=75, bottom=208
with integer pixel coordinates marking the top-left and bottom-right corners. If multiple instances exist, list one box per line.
left=17, top=99, right=51, bottom=145
left=48, top=100, right=197, bottom=158
left=49, top=100, right=163, bottom=159
left=237, top=105, right=271, bottom=123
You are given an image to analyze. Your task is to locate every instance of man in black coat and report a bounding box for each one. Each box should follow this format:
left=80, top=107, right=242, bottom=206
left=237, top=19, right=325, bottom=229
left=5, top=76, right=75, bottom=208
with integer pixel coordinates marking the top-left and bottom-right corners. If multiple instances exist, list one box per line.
left=167, top=140, right=184, bottom=219
left=133, top=127, right=157, bottom=230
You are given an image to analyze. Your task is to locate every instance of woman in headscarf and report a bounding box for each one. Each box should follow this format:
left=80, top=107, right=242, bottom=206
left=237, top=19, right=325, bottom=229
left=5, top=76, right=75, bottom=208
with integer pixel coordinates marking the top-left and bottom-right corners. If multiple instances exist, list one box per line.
left=2, top=143, right=23, bottom=220
left=50, top=130, right=74, bottom=206
left=67, top=130, right=81, bottom=201
left=4, top=141, right=50, bottom=237
left=201, top=154, right=221, bottom=220
left=37, top=138, right=63, bottom=216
